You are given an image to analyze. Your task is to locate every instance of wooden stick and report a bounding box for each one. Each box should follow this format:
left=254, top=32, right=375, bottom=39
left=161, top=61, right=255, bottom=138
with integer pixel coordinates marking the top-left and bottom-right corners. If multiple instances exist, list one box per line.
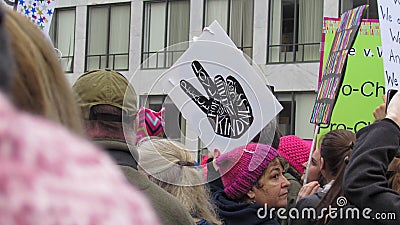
left=303, top=124, right=320, bottom=185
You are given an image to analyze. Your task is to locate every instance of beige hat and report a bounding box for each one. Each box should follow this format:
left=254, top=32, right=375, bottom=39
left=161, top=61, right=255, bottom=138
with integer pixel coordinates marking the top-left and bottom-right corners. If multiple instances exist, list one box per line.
left=72, top=69, right=137, bottom=119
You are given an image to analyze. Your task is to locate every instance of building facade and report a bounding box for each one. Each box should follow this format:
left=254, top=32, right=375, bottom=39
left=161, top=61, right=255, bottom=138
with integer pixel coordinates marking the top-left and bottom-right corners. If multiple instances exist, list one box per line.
left=51, top=0, right=378, bottom=151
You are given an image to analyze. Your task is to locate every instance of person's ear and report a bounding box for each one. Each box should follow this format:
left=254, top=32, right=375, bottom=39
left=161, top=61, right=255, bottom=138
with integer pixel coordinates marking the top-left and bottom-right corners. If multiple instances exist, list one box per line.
left=320, top=157, right=325, bottom=171
left=247, top=189, right=256, bottom=200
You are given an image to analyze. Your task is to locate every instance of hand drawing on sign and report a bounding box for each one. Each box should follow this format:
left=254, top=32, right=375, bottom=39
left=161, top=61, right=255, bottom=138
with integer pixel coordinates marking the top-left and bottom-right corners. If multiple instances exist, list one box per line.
left=180, top=60, right=253, bottom=138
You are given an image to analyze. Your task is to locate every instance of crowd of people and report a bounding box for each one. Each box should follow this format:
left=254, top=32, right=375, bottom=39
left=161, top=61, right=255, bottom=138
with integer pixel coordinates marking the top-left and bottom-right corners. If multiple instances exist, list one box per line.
left=0, top=5, right=399, bottom=225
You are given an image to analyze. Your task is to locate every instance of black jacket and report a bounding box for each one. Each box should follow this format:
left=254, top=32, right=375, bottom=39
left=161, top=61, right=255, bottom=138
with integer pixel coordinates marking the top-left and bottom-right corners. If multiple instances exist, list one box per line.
left=342, top=118, right=400, bottom=224
left=288, top=191, right=325, bottom=225
left=212, top=190, right=279, bottom=225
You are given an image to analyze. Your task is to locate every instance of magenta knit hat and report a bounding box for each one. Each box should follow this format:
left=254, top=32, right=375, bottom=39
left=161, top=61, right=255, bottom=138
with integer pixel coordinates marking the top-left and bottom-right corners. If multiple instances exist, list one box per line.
left=277, top=135, right=311, bottom=174
left=136, top=107, right=165, bottom=142
left=216, top=143, right=279, bottom=200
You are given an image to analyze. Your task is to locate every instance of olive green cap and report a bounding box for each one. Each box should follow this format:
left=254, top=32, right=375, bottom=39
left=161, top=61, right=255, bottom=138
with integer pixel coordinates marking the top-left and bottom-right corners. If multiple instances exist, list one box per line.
left=72, top=69, right=137, bottom=119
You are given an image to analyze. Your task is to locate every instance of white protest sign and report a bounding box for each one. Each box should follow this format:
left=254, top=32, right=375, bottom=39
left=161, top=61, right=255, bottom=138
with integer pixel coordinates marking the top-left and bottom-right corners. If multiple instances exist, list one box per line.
left=377, top=0, right=400, bottom=90
left=0, top=0, right=56, bottom=36
left=161, top=21, right=282, bottom=153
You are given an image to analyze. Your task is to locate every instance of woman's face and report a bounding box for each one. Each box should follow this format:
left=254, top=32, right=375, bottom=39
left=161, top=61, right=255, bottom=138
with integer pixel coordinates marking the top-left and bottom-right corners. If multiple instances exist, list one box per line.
left=250, top=159, right=290, bottom=208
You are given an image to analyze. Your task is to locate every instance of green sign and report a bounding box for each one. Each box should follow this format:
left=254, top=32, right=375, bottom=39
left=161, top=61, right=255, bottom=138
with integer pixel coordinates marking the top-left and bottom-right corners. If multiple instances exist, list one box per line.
left=318, top=18, right=385, bottom=138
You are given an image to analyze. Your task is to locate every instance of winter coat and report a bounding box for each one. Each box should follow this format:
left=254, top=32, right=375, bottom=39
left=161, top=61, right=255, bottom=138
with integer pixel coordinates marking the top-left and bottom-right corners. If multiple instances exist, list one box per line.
left=280, top=171, right=302, bottom=225
left=212, top=190, right=280, bottom=225
left=94, top=139, right=196, bottom=225
left=285, top=170, right=302, bottom=210
left=324, top=204, right=376, bottom=225
left=196, top=218, right=214, bottom=225
left=342, top=118, right=400, bottom=225
left=288, top=191, right=325, bottom=225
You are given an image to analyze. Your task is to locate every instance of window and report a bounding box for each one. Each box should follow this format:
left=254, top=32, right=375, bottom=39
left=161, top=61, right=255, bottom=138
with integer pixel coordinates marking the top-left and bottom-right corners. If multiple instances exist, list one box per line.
left=278, top=101, right=295, bottom=135
left=49, top=8, right=75, bottom=73
left=140, top=95, right=166, bottom=111
left=267, top=0, right=323, bottom=63
left=204, top=0, right=254, bottom=58
left=142, top=0, right=190, bottom=69
left=139, top=94, right=184, bottom=140
left=341, top=0, right=378, bottom=19
left=86, top=4, right=130, bottom=71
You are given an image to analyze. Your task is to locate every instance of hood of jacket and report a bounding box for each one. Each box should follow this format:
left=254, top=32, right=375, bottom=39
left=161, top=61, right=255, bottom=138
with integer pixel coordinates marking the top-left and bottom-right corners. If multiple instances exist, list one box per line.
left=212, top=190, right=279, bottom=225
left=93, top=139, right=138, bottom=169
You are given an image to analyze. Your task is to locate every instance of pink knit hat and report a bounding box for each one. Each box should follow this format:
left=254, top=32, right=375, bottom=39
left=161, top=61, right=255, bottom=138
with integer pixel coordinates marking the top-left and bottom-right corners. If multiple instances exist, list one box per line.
left=277, top=135, right=311, bottom=174
left=136, top=107, right=165, bottom=142
left=216, top=143, right=279, bottom=200
left=0, top=93, right=161, bottom=225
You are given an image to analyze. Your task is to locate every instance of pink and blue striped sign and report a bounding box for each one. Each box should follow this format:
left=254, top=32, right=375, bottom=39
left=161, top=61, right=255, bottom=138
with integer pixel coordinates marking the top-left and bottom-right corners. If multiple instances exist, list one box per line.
left=311, top=5, right=368, bottom=125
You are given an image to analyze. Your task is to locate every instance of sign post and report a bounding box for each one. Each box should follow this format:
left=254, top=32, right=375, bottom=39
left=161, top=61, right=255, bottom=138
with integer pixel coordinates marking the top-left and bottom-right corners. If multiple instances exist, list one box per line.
left=306, top=5, right=368, bottom=184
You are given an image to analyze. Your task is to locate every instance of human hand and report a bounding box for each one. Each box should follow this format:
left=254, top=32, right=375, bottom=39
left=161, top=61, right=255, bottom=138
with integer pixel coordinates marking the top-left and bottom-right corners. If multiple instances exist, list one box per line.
left=296, top=181, right=320, bottom=203
left=373, top=95, right=387, bottom=122
left=206, top=149, right=221, bottom=171
left=386, top=89, right=400, bottom=128
left=212, top=149, right=221, bottom=171
left=180, top=61, right=253, bottom=138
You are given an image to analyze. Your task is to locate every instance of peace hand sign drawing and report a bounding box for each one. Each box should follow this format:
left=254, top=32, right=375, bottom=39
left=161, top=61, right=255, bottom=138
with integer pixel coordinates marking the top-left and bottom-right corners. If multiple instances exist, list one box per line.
left=180, top=60, right=253, bottom=138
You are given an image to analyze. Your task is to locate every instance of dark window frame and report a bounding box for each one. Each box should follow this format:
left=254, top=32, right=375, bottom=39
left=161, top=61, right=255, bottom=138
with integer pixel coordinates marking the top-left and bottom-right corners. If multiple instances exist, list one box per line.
left=50, top=7, right=76, bottom=73
left=141, top=0, right=190, bottom=70
left=339, top=0, right=378, bottom=19
left=266, top=0, right=322, bottom=64
left=202, top=0, right=254, bottom=58
left=85, top=3, right=131, bottom=71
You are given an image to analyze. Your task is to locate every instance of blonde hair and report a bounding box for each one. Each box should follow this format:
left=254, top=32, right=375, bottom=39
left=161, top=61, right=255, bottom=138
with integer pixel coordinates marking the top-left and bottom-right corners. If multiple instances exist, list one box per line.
left=4, top=7, right=83, bottom=134
left=138, top=138, right=222, bottom=225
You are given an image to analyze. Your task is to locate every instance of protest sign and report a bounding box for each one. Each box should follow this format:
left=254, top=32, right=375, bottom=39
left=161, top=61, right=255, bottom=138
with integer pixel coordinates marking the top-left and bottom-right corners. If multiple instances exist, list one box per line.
left=0, top=0, right=16, bottom=10
left=377, top=0, right=400, bottom=90
left=311, top=5, right=368, bottom=125
left=305, top=6, right=368, bottom=184
left=1, top=0, right=56, bottom=35
left=318, top=18, right=385, bottom=139
left=161, top=21, right=282, bottom=153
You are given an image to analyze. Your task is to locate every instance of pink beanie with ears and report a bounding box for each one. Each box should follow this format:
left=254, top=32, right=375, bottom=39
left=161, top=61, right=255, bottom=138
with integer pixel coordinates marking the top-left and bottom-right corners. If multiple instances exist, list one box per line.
left=277, top=135, right=311, bottom=174
left=216, top=143, right=279, bottom=200
left=136, top=107, right=165, bottom=142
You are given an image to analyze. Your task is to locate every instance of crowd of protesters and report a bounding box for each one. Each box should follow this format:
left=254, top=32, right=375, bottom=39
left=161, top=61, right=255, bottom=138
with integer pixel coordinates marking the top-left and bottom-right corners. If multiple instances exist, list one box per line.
left=0, top=5, right=399, bottom=225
